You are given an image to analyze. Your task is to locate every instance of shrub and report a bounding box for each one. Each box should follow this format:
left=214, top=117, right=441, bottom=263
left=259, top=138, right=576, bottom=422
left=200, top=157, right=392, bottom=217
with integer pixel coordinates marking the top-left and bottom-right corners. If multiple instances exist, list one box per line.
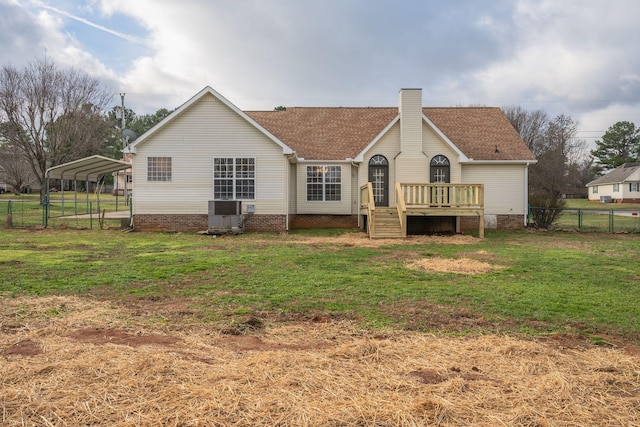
left=528, top=192, right=566, bottom=229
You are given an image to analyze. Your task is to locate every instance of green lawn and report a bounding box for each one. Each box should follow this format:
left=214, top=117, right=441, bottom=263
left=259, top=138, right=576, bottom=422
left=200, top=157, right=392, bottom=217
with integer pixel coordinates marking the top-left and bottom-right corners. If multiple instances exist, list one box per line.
left=1, top=193, right=128, bottom=228
left=1, top=228, right=638, bottom=342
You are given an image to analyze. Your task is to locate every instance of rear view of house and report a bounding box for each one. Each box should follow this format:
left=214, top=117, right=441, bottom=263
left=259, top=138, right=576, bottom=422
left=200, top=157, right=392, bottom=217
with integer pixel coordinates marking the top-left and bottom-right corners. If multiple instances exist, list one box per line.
left=125, top=87, right=536, bottom=236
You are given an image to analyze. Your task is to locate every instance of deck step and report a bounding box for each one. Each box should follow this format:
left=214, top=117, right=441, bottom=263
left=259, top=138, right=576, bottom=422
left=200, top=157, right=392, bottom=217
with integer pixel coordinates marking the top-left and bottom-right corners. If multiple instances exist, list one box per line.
left=371, top=208, right=404, bottom=238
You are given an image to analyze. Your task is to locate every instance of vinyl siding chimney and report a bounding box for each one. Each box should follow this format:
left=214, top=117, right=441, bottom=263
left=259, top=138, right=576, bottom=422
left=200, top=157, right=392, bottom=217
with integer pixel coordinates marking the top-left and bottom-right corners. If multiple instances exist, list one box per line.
left=396, top=88, right=427, bottom=183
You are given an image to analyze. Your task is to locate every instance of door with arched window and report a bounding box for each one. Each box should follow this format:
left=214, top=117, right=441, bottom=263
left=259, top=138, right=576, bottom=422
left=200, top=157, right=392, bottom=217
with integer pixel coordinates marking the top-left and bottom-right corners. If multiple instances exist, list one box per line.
left=430, top=155, right=450, bottom=183
left=368, top=155, right=389, bottom=206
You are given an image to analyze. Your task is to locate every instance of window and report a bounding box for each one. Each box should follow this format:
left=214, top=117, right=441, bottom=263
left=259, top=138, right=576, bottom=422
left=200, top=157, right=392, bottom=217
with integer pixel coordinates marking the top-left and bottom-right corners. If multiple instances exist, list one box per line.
left=630, top=182, right=640, bottom=192
left=213, top=158, right=255, bottom=200
left=147, top=157, right=171, bottom=181
left=307, top=165, right=341, bottom=201
left=592, top=186, right=598, bottom=194
left=613, top=183, right=620, bottom=192
left=430, top=155, right=450, bottom=183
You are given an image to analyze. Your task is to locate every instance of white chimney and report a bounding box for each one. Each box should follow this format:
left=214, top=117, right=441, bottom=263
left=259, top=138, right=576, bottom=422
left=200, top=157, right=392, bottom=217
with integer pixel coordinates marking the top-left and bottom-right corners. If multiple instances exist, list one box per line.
left=396, top=88, right=427, bottom=182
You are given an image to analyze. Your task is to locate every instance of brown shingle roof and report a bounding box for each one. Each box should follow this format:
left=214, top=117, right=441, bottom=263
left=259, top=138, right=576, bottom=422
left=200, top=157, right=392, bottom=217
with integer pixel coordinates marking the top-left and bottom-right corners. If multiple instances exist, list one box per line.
left=247, top=108, right=398, bottom=160
left=246, top=106, right=535, bottom=161
left=423, top=107, right=536, bottom=161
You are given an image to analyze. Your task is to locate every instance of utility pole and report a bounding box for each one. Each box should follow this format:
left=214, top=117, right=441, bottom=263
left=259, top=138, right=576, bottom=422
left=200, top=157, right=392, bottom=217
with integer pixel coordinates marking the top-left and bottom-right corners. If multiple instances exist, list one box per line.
left=120, top=93, right=126, bottom=160
left=119, top=93, right=127, bottom=206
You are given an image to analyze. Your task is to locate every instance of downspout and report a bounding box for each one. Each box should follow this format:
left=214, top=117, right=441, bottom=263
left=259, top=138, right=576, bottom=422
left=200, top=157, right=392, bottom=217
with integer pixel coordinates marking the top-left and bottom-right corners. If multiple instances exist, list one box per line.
left=351, top=161, right=361, bottom=227
left=524, top=162, right=530, bottom=227
left=285, top=153, right=297, bottom=231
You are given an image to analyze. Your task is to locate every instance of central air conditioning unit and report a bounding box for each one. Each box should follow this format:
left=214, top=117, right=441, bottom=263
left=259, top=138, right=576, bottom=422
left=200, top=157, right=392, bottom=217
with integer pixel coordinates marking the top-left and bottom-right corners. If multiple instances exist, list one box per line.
left=208, top=201, right=243, bottom=234
left=600, top=196, right=612, bottom=203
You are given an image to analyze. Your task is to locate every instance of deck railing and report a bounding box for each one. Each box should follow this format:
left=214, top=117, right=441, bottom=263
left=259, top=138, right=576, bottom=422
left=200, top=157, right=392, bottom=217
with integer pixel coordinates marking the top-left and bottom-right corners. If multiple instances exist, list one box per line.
left=395, top=183, right=407, bottom=236
left=360, top=183, right=376, bottom=237
left=400, top=183, right=484, bottom=208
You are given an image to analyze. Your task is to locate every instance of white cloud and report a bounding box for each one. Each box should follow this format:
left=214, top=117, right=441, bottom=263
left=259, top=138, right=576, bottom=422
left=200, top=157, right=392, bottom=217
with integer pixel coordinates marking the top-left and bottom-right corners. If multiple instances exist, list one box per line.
left=3, top=0, right=640, bottom=142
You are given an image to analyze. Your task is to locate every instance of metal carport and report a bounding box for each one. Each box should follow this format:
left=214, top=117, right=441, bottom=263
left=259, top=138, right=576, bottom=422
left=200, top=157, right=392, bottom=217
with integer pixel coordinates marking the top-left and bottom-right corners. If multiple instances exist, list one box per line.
left=45, top=155, right=131, bottom=226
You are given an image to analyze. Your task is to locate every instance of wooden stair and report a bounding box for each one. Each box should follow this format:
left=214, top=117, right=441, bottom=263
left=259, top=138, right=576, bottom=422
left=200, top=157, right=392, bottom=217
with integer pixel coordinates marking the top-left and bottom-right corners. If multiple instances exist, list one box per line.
left=371, top=208, right=404, bottom=238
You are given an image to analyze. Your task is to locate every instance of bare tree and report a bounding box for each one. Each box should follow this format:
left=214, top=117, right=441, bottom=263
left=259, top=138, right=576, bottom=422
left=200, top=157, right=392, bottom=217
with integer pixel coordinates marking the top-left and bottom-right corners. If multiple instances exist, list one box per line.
left=502, top=105, right=549, bottom=157
left=503, top=107, right=590, bottom=198
left=0, top=57, right=112, bottom=199
left=0, top=128, right=35, bottom=193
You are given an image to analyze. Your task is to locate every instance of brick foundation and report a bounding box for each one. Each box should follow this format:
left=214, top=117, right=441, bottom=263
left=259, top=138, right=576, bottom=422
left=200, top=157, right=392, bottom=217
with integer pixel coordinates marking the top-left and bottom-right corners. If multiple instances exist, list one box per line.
left=289, top=214, right=358, bottom=229
left=244, top=214, right=286, bottom=232
left=133, top=214, right=286, bottom=232
left=460, top=214, right=525, bottom=230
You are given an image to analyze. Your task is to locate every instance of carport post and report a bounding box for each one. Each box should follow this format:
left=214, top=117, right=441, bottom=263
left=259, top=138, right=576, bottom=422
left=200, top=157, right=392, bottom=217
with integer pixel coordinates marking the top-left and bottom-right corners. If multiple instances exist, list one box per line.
left=115, top=171, right=119, bottom=211
left=61, top=179, right=64, bottom=217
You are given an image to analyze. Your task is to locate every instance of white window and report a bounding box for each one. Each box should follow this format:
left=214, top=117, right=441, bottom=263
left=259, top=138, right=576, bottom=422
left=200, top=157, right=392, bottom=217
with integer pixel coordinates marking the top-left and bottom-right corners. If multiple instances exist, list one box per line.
left=147, top=157, right=171, bottom=181
left=214, top=158, right=255, bottom=200
left=630, top=182, right=640, bottom=192
left=592, top=186, right=598, bottom=194
left=307, top=166, right=341, bottom=201
left=613, top=183, right=620, bottom=192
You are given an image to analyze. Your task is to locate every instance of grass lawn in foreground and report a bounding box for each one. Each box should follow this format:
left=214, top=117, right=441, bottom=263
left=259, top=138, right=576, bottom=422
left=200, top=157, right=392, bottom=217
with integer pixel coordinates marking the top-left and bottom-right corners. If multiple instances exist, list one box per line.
left=1, top=228, right=638, bottom=342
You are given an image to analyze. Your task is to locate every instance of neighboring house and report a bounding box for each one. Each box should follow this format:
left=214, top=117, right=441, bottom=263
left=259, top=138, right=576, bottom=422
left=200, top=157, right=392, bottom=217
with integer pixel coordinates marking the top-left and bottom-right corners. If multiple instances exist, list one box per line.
left=586, top=162, right=640, bottom=203
left=125, top=86, right=536, bottom=237
left=112, top=154, right=133, bottom=197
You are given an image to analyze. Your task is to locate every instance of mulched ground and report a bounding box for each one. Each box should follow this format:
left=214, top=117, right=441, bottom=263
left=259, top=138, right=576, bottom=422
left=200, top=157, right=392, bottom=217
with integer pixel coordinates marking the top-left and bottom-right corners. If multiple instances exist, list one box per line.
left=2, top=296, right=639, bottom=426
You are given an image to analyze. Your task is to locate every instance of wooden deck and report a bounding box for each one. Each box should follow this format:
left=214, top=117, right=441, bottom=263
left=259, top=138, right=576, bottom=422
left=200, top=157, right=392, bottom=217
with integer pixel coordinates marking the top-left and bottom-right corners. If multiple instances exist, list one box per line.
left=360, top=183, right=485, bottom=238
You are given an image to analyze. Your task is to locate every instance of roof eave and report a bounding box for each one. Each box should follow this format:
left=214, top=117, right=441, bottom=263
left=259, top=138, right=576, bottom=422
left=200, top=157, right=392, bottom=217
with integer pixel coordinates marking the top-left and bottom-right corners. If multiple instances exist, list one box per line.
left=459, top=159, right=538, bottom=165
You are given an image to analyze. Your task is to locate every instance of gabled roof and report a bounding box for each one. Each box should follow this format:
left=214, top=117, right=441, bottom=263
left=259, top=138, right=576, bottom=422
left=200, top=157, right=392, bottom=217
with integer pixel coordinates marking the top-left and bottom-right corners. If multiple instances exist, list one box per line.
left=126, top=86, right=294, bottom=155
left=246, top=106, right=535, bottom=162
left=586, top=162, right=640, bottom=186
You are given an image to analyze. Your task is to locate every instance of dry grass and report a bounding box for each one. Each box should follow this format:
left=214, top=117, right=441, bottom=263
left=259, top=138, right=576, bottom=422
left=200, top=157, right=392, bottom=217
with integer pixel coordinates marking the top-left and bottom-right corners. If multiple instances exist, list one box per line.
left=263, top=232, right=478, bottom=248
left=2, top=296, right=640, bottom=426
left=407, top=254, right=504, bottom=275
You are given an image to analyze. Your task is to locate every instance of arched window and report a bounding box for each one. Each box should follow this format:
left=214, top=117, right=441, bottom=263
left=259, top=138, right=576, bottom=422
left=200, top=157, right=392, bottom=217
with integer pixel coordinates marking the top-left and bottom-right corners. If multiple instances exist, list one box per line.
left=430, top=155, right=450, bottom=183
left=368, top=155, right=389, bottom=206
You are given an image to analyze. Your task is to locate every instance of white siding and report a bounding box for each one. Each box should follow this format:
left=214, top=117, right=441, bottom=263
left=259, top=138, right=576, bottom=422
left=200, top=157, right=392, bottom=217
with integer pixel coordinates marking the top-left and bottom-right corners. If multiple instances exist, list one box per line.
left=350, top=164, right=359, bottom=214
left=462, top=164, right=528, bottom=215
left=132, top=93, right=287, bottom=215
left=589, top=184, right=615, bottom=201
left=288, top=162, right=297, bottom=214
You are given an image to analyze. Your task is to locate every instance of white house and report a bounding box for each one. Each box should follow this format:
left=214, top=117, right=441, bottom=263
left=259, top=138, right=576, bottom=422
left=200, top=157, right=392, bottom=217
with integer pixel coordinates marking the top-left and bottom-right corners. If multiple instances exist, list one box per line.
left=125, top=87, right=536, bottom=237
left=586, top=162, right=640, bottom=203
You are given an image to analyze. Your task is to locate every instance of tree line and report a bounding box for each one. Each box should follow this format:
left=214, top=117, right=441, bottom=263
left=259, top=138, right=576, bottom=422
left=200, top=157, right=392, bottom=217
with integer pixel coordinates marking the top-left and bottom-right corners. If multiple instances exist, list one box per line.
left=503, top=106, right=640, bottom=204
left=2, top=57, right=639, bottom=201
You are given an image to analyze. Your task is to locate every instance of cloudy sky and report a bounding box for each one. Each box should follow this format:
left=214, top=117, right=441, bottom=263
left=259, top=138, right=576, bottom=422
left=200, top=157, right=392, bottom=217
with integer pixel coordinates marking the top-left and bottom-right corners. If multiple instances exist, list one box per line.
left=2, top=0, right=640, bottom=148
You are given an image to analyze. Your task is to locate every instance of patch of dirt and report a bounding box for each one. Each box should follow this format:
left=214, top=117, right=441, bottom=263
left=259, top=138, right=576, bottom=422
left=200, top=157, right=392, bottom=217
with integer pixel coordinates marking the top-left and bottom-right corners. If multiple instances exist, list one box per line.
left=3, top=339, right=42, bottom=357
left=409, top=366, right=490, bottom=385
left=383, top=301, right=494, bottom=332
left=67, top=328, right=181, bottom=348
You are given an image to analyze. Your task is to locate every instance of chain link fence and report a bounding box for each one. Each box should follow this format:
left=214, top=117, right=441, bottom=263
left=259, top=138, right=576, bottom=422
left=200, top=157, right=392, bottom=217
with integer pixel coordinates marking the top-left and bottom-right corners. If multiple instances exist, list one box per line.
left=529, top=206, right=640, bottom=233
left=1, top=196, right=131, bottom=230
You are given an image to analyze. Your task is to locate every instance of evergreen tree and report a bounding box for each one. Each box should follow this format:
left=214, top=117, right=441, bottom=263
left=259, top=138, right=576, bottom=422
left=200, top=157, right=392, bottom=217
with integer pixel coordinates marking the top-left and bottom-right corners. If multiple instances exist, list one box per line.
left=591, top=121, right=640, bottom=169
